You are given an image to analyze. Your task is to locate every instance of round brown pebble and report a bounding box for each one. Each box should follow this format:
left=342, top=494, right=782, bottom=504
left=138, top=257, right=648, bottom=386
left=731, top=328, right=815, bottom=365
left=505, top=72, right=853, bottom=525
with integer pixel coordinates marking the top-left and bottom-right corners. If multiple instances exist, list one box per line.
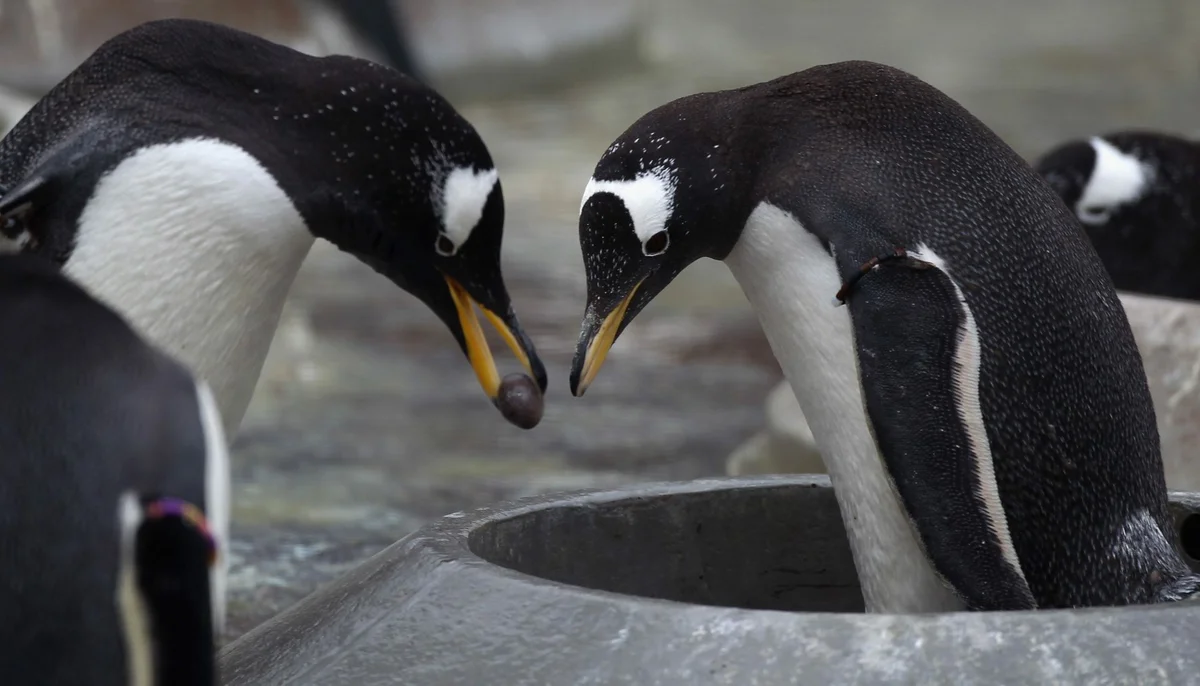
left=496, top=373, right=544, bottom=430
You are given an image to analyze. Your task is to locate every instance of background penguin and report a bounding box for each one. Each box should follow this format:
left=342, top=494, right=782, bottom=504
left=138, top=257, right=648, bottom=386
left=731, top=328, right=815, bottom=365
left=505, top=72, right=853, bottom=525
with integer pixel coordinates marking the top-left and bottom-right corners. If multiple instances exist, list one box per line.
left=1034, top=131, right=1200, bottom=301
left=569, top=60, right=1200, bottom=612
left=0, top=254, right=230, bottom=685
left=0, top=18, right=546, bottom=438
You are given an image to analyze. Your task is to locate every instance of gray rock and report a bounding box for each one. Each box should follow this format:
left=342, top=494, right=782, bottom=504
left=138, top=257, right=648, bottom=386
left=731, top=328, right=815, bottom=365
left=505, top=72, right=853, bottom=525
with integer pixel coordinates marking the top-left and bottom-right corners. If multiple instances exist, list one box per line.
left=727, top=382, right=825, bottom=476
left=1122, top=292, right=1200, bottom=491
left=218, top=476, right=1200, bottom=685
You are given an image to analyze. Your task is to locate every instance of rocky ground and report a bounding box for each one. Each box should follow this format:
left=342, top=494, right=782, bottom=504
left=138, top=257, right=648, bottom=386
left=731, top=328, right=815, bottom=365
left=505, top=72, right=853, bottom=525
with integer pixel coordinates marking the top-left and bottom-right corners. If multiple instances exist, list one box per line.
left=4, top=0, right=1200, bottom=643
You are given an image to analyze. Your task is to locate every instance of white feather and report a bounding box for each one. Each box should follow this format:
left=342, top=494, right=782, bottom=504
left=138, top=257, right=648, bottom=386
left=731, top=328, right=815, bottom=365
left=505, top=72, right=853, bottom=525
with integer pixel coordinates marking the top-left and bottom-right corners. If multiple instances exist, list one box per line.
left=66, top=137, right=315, bottom=437
left=116, top=492, right=153, bottom=686
left=438, top=166, right=498, bottom=251
left=581, top=169, right=676, bottom=244
left=196, top=380, right=230, bottom=637
left=1076, top=137, right=1153, bottom=225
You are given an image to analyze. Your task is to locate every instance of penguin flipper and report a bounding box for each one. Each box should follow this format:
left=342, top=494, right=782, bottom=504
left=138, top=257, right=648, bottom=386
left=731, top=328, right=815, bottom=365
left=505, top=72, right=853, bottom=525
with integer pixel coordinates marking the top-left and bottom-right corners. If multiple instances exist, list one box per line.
left=845, top=246, right=1038, bottom=611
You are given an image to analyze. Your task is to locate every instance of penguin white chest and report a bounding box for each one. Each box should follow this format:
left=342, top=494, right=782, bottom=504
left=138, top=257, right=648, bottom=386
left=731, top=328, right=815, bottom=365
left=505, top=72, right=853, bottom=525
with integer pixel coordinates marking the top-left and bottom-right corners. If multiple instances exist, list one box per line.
left=724, top=201, right=963, bottom=613
left=66, top=138, right=315, bottom=436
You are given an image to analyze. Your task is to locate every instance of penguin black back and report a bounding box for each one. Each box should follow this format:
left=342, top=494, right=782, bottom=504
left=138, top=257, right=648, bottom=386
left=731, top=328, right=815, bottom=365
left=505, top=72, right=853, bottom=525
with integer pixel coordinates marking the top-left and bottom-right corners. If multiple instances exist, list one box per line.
left=1034, top=131, right=1200, bottom=300
left=0, top=255, right=222, bottom=685
left=573, top=61, right=1194, bottom=609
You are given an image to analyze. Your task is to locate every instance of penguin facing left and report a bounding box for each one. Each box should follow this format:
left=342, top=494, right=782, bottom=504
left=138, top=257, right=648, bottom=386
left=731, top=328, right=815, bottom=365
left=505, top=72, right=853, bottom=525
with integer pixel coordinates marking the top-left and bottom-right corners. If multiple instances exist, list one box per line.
left=1034, top=131, right=1200, bottom=300
left=568, top=61, right=1200, bottom=612
left=0, top=18, right=546, bottom=438
left=0, top=253, right=230, bottom=685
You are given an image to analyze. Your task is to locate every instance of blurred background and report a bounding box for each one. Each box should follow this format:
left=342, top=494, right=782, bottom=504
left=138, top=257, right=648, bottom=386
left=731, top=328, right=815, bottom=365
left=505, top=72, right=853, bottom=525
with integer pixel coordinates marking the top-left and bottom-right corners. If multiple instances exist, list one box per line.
left=2, top=0, right=1199, bottom=642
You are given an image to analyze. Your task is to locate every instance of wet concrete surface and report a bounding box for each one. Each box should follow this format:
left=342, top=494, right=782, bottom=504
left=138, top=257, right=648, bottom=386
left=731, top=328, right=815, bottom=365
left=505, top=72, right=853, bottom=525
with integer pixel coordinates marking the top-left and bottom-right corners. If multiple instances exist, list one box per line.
left=105, top=0, right=1196, bottom=641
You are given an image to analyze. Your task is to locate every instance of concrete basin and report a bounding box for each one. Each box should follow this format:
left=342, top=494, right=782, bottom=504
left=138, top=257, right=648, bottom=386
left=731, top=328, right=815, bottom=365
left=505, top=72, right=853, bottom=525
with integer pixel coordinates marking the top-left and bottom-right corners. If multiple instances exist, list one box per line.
left=218, top=475, right=1200, bottom=685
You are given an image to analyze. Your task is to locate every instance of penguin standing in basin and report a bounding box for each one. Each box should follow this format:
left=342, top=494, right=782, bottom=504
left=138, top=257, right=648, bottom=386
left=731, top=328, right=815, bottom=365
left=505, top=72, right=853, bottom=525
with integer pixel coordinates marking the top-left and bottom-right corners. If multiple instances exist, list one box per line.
left=0, top=254, right=229, bottom=685
left=1034, top=131, right=1200, bottom=300
left=569, top=61, right=1200, bottom=612
left=0, top=18, right=546, bottom=438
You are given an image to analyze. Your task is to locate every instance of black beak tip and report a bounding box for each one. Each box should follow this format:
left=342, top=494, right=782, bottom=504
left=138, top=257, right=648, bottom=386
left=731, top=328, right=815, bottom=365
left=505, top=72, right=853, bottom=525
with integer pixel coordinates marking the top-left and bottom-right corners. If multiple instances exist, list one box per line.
left=531, top=356, right=549, bottom=395
left=508, top=318, right=548, bottom=393
left=568, top=363, right=584, bottom=398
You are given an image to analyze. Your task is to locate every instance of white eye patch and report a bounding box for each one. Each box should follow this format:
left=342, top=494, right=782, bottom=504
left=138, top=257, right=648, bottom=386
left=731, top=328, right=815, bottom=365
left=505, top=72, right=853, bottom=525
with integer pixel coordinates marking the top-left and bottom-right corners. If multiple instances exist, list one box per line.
left=1076, top=137, right=1154, bottom=225
left=580, top=167, right=676, bottom=253
left=438, top=166, right=499, bottom=255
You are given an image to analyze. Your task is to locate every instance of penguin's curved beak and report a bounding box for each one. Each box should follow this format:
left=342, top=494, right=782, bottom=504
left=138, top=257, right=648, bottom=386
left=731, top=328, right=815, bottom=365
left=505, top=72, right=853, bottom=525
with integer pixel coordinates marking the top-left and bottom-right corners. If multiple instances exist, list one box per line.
left=443, top=275, right=548, bottom=400
left=569, top=277, right=645, bottom=397
left=352, top=245, right=546, bottom=423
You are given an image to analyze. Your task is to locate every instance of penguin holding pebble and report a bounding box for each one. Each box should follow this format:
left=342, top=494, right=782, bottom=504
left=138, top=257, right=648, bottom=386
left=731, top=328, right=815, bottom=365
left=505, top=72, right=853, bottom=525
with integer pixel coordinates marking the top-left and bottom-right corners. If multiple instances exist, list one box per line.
left=0, top=18, right=546, bottom=438
left=569, top=60, right=1200, bottom=612
left=1034, top=131, right=1200, bottom=301
left=0, top=254, right=229, bottom=685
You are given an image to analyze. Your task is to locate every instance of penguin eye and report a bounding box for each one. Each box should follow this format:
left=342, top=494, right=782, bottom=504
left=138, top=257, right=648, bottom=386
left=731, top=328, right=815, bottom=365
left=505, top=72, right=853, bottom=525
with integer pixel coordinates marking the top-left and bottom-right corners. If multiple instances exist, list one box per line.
left=1, top=214, right=36, bottom=250
left=1078, top=205, right=1113, bottom=224
left=435, top=233, right=457, bottom=257
left=1, top=215, right=21, bottom=238
left=643, top=230, right=669, bottom=257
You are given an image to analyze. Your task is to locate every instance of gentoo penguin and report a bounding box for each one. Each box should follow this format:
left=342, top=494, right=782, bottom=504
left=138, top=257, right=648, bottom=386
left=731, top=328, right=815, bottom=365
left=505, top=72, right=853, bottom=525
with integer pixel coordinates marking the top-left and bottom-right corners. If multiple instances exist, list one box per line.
left=0, top=18, right=546, bottom=437
left=569, top=60, right=1200, bottom=612
left=1034, top=131, right=1200, bottom=300
left=0, top=254, right=230, bottom=685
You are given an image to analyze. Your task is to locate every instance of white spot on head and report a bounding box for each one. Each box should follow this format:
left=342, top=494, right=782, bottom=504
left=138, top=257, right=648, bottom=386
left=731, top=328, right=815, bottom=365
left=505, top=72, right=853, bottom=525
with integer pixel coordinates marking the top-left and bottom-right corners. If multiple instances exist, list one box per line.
left=437, top=166, right=498, bottom=255
left=117, top=491, right=154, bottom=686
left=580, top=168, right=676, bottom=253
left=1076, top=137, right=1154, bottom=225
left=197, top=380, right=230, bottom=636
left=907, top=244, right=1032, bottom=602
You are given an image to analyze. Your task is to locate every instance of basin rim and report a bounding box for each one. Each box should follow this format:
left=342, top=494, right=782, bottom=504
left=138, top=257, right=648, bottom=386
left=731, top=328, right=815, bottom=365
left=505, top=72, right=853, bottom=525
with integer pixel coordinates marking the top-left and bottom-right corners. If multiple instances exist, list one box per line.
left=218, top=475, right=1200, bottom=685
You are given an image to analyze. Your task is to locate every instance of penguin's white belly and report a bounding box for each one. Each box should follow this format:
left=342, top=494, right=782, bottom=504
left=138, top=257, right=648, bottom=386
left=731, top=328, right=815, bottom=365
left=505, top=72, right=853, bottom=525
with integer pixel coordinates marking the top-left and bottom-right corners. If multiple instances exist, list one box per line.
left=65, top=138, right=315, bottom=437
left=725, top=201, right=964, bottom=613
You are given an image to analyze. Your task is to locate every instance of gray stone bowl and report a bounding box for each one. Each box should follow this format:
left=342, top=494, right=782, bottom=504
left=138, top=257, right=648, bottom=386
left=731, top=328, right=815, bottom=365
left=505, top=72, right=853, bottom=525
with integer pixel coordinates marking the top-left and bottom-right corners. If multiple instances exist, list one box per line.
left=218, top=475, right=1200, bottom=685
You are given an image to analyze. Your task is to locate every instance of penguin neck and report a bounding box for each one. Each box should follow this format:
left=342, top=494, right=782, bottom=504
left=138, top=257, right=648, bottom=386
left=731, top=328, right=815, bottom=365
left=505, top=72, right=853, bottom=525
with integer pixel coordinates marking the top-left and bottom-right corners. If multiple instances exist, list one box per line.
left=724, top=200, right=964, bottom=613
left=64, top=137, right=315, bottom=437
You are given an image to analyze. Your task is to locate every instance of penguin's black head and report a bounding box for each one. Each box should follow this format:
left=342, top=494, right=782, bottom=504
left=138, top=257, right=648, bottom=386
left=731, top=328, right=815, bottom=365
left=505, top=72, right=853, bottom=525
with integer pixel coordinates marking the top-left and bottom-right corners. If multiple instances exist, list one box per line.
left=1034, top=131, right=1200, bottom=297
left=322, top=107, right=547, bottom=406
left=568, top=98, right=743, bottom=396
left=259, top=49, right=549, bottom=411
